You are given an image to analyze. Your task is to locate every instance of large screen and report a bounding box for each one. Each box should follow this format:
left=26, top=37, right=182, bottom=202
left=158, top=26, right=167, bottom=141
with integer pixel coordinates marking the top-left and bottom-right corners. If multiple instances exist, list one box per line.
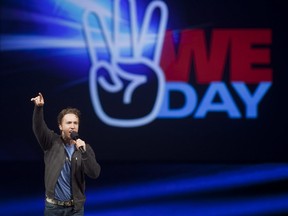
left=1, top=0, right=287, bottom=162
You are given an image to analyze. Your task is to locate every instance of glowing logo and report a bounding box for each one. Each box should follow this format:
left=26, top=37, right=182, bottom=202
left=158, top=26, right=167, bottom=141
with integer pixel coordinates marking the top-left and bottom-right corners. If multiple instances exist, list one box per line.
left=82, top=0, right=272, bottom=127
left=83, top=0, right=168, bottom=127
left=0, top=0, right=273, bottom=128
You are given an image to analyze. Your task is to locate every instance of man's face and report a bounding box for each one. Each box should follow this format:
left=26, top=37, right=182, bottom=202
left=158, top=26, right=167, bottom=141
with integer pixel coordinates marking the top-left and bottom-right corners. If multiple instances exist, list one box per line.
left=59, top=113, right=79, bottom=140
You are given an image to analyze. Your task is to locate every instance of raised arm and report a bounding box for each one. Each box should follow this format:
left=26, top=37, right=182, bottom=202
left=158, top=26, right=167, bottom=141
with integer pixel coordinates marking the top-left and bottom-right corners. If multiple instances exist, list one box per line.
left=31, top=92, right=54, bottom=150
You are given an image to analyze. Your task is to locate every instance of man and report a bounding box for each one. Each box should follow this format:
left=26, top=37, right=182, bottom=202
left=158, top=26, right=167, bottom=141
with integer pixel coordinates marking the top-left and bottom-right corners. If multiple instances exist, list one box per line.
left=31, top=92, right=101, bottom=216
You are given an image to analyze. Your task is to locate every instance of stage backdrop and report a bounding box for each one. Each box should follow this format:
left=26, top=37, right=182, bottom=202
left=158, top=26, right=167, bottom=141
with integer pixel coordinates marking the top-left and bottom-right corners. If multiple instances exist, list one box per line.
left=1, top=0, right=287, bottom=162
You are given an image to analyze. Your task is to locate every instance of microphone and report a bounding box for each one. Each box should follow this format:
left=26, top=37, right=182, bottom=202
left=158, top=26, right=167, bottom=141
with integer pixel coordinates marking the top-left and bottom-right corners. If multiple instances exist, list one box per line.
left=70, top=131, right=85, bottom=153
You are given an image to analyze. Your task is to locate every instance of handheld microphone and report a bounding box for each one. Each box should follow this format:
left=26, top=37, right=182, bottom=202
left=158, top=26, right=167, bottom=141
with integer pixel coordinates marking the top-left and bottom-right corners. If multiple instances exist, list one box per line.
left=70, top=131, right=85, bottom=153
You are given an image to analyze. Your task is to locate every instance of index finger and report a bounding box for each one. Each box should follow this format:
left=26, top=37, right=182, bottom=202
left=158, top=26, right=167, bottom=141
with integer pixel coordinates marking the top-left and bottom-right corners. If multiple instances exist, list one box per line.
left=38, top=92, right=43, bottom=101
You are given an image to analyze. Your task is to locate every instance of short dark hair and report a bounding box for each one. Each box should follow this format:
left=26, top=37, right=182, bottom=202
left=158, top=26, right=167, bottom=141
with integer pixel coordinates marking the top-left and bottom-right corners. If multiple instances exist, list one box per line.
left=57, top=107, right=81, bottom=125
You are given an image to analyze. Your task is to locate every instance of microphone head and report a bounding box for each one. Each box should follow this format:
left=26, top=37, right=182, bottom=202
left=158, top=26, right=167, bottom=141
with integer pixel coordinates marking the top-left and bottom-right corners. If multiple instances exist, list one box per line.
left=70, top=131, right=79, bottom=140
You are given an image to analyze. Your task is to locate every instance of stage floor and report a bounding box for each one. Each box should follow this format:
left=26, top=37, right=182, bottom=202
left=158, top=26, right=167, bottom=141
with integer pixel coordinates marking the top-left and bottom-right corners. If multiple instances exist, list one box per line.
left=1, top=162, right=288, bottom=215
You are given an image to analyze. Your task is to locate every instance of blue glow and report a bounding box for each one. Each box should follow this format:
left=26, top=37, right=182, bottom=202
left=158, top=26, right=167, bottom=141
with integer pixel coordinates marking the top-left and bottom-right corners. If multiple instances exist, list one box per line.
left=86, top=195, right=288, bottom=216
left=86, top=164, right=288, bottom=206
left=1, top=0, right=168, bottom=128
left=1, top=164, right=287, bottom=215
left=1, top=35, right=86, bottom=50
left=0, top=0, right=158, bottom=53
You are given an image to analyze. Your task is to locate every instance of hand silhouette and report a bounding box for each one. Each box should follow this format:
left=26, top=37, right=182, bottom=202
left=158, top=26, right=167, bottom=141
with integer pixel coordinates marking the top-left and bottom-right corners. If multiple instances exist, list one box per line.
left=83, top=0, right=168, bottom=127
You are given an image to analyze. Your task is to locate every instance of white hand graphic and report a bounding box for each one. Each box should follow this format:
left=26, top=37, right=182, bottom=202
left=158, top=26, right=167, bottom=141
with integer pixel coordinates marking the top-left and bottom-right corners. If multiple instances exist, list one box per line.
left=83, top=0, right=168, bottom=127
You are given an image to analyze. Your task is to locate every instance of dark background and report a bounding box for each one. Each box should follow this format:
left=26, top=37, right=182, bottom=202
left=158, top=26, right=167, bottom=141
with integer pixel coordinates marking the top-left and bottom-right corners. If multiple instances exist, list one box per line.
left=1, top=0, right=287, bottom=163
left=1, top=1, right=288, bottom=215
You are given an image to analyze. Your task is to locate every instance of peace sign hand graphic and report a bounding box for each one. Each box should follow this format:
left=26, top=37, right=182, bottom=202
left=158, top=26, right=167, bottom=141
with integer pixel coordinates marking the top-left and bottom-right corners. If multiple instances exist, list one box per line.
left=83, top=0, right=168, bottom=127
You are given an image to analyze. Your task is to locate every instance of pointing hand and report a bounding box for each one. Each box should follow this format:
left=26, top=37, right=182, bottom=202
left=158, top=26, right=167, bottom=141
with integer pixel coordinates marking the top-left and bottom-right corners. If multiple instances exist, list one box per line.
left=31, top=92, right=45, bottom=107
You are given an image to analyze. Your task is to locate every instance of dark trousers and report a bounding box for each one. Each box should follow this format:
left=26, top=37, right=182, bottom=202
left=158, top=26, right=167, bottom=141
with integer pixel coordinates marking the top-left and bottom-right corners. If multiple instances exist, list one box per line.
left=44, top=201, right=84, bottom=216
